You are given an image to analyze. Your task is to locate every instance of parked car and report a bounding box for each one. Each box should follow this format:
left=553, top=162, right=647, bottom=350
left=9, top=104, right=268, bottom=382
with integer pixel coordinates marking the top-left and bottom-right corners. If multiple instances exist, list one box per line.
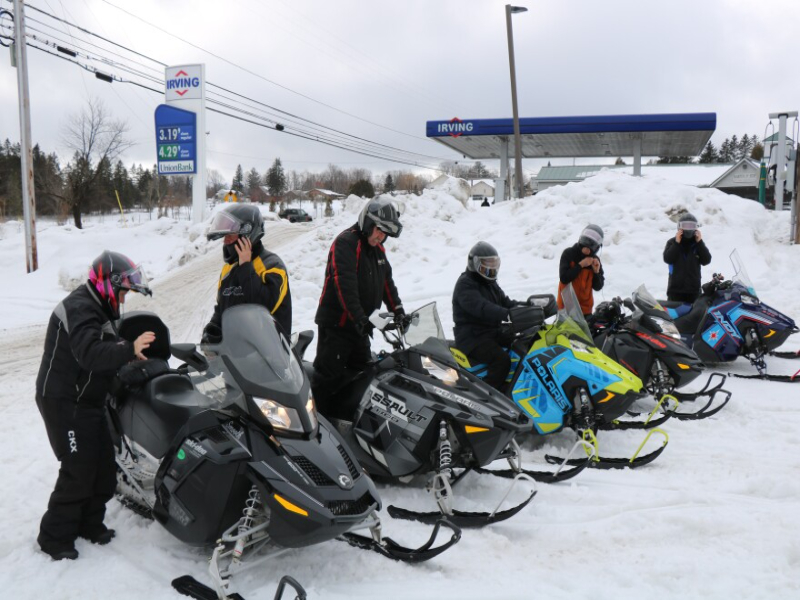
left=278, top=208, right=313, bottom=223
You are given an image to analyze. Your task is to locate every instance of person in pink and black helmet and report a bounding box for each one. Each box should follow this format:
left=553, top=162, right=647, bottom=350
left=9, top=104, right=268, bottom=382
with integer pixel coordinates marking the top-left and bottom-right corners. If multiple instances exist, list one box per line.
left=35, top=250, right=153, bottom=561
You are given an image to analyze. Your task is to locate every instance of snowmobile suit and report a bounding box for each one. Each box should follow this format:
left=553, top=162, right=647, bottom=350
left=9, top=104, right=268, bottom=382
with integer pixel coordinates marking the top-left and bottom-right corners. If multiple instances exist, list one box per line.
left=206, top=243, right=292, bottom=337
left=557, top=243, right=604, bottom=315
left=35, top=283, right=136, bottom=557
left=663, top=237, right=712, bottom=303
left=313, top=224, right=402, bottom=409
left=452, top=270, right=515, bottom=390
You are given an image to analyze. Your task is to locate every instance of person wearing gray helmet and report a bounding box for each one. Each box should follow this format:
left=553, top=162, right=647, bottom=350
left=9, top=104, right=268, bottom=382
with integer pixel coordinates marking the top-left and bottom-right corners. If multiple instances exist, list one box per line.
left=557, top=224, right=605, bottom=316
left=663, top=212, right=711, bottom=303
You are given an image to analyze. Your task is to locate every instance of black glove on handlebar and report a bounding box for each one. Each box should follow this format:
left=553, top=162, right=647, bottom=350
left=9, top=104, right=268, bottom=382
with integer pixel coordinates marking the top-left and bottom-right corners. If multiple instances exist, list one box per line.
left=201, top=322, right=222, bottom=344
left=355, top=316, right=374, bottom=337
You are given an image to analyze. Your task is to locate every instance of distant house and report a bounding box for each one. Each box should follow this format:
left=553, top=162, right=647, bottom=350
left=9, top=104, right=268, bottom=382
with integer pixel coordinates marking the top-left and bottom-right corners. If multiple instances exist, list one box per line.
left=308, top=188, right=345, bottom=201
left=534, top=164, right=733, bottom=192
left=707, top=158, right=762, bottom=201
left=469, top=179, right=495, bottom=203
left=284, top=190, right=309, bottom=202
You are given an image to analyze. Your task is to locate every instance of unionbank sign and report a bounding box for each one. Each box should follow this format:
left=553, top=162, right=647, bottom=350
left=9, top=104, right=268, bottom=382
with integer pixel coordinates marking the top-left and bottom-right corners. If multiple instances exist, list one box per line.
left=438, top=118, right=474, bottom=137
left=165, top=65, right=203, bottom=101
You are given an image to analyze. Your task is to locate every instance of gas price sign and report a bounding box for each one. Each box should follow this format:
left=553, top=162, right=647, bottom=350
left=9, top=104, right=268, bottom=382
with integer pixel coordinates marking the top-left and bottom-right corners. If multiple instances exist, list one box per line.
left=154, top=104, right=197, bottom=174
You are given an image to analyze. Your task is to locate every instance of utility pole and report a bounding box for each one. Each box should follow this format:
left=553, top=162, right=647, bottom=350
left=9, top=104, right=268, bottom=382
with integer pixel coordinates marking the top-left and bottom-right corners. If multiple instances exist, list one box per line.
left=12, top=0, right=38, bottom=272
left=505, top=5, right=527, bottom=200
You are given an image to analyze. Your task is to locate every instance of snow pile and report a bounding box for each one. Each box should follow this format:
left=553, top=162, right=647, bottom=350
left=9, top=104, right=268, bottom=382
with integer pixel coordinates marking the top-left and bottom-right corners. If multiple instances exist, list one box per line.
left=428, top=174, right=471, bottom=205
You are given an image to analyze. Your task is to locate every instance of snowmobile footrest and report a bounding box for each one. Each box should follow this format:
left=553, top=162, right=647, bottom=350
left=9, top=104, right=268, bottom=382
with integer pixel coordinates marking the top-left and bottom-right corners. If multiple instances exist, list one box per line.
left=386, top=490, right=536, bottom=528
left=339, top=518, right=461, bottom=562
left=172, top=575, right=245, bottom=600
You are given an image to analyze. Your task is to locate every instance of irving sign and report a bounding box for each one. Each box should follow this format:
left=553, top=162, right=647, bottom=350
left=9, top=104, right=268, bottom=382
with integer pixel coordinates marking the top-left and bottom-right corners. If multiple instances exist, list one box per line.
left=165, top=65, right=203, bottom=101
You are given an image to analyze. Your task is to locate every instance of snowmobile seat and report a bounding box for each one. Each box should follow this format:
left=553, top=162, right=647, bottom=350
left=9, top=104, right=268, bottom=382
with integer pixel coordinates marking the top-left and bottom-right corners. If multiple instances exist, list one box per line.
left=673, top=296, right=713, bottom=337
left=118, top=311, right=172, bottom=361
left=119, top=373, right=215, bottom=459
left=659, top=301, right=693, bottom=320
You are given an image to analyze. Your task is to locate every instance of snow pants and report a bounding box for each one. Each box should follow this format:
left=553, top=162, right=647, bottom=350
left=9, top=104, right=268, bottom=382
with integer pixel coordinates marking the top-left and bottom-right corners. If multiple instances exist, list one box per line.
left=312, top=326, right=372, bottom=419
left=468, top=339, right=511, bottom=391
left=35, top=395, right=116, bottom=553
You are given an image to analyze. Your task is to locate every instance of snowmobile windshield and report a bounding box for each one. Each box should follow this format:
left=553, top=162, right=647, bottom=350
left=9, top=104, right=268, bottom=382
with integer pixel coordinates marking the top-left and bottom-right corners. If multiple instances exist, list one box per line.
left=404, top=302, right=446, bottom=347
left=730, top=249, right=757, bottom=296
left=631, top=284, right=668, bottom=317
left=550, top=283, right=593, bottom=345
left=216, top=305, right=305, bottom=396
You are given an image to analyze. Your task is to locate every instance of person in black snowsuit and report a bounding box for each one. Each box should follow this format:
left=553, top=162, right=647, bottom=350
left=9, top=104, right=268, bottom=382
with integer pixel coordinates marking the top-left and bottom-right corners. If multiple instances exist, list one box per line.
left=202, top=204, right=292, bottom=342
left=35, top=251, right=154, bottom=560
left=663, top=212, right=712, bottom=303
left=313, top=197, right=404, bottom=415
left=452, top=241, right=517, bottom=391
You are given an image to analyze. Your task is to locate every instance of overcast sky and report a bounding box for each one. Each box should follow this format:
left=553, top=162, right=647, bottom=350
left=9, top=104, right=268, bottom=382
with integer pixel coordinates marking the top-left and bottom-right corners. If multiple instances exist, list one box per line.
left=1, top=0, right=798, bottom=183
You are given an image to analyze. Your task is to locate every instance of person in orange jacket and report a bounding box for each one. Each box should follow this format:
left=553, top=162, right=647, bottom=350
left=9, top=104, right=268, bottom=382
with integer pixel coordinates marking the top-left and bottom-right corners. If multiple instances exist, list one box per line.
left=556, top=224, right=605, bottom=316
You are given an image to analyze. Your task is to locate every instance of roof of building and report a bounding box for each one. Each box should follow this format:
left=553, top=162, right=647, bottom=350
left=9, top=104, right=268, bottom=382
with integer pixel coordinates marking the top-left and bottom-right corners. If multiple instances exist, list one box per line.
left=536, top=163, right=733, bottom=187
left=426, top=113, right=716, bottom=159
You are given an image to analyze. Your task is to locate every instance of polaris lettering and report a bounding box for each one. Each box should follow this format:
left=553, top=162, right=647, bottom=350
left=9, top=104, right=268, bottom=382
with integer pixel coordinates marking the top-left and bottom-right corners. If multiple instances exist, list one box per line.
left=531, top=357, right=570, bottom=411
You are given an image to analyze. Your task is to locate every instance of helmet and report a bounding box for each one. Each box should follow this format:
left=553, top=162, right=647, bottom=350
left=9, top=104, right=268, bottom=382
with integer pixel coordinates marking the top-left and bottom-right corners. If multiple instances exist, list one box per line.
left=467, top=241, right=501, bottom=281
left=207, top=204, right=265, bottom=264
left=88, top=250, right=151, bottom=319
left=358, top=196, right=403, bottom=238
left=677, top=212, right=698, bottom=239
left=578, top=224, right=604, bottom=253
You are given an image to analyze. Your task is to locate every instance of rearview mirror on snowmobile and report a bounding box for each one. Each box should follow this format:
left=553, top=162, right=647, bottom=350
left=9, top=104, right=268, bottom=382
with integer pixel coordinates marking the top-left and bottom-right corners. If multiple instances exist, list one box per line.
left=623, top=298, right=635, bottom=312
left=170, top=343, right=209, bottom=372
left=526, top=294, right=557, bottom=318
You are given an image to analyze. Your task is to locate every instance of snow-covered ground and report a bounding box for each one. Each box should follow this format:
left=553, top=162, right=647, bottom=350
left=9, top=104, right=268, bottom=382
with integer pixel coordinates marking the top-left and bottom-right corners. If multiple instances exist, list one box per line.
left=1, top=172, right=799, bottom=599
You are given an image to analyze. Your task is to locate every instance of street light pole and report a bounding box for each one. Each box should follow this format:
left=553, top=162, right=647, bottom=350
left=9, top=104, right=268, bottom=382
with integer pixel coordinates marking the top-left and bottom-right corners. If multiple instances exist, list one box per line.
left=505, top=4, right=527, bottom=200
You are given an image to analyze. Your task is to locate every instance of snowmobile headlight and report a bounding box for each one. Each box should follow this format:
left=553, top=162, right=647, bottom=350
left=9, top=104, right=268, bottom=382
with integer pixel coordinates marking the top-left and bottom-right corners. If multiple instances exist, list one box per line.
left=255, top=398, right=304, bottom=433
left=650, top=317, right=681, bottom=339
left=305, top=393, right=318, bottom=430
left=421, top=356, right=459, bottom=386
left=741, top=293, right=760, bottom=305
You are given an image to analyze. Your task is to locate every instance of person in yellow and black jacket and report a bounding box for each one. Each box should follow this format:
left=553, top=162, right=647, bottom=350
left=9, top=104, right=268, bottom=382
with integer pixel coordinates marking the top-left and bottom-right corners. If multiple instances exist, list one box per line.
left=312, top=197, right=404, bottom=415
left=557, top=224, right=605, bottom=316
left=202, top=204, right=292, bottom=341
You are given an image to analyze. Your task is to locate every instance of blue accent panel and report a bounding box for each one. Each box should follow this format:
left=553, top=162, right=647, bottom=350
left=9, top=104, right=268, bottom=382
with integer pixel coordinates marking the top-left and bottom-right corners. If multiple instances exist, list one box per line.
left=666, top=307, right=679, bottom=319
left=701, top=323, right=726, bottom=348
left=427, top=113, right=717, bottom=138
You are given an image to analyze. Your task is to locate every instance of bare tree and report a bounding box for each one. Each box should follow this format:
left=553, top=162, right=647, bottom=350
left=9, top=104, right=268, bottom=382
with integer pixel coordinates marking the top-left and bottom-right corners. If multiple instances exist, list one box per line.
left=62, top=98, right=133, bottom=228
left=206, top=168, right=227, bottom=198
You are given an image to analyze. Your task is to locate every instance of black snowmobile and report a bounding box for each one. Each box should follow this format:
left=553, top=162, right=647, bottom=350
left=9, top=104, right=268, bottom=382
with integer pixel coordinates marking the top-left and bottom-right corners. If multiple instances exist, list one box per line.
left=111, top=305, right=460, bottom=600
left=295, top=302, right=540, bottom=528
left=591, top=285, right=732, bottom=424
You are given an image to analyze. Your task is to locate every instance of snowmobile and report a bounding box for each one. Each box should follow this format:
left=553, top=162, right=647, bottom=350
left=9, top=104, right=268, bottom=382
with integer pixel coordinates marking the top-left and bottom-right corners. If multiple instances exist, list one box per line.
left=449, top=285, right=669, bottom=471
left=294, top=303, right=540, bottom=528
left=659, top=250, right=799, bottom=381
left=111, top=305, right=460, bottom=600
left=591, top=284, right=732, bottom=424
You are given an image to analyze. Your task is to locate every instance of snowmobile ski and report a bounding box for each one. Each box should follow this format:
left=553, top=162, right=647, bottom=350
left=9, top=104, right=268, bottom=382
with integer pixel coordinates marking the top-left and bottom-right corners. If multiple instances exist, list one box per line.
left=729, top=369, right=800, bottom=383
left=601, top=393, right=677, bottom=431
left=386, top=490, right=536, bottom=527
left=339, top=518, right=461, bottom=562
left=473, top=438, right=594, bottom=484
left=670, top=373, right=732, bottom=418
left=770, top=350, right=800, bottom=359
left=545, top=428, right=669, bottom=470
left=172, top=574, right=306, bottom=600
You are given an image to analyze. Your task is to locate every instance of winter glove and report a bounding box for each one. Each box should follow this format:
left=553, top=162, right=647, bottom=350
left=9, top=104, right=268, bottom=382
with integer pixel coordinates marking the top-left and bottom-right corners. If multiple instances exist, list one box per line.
left=355, top=316, right=374, bottom=338
left=394, top=308, right=412, bottom=334
left=201, top=322, right=222, bottom=344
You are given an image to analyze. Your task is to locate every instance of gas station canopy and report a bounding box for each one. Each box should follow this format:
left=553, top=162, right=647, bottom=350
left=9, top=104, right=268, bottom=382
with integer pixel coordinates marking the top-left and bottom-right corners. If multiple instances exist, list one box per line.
left=426, top=113, right=716, bottom=159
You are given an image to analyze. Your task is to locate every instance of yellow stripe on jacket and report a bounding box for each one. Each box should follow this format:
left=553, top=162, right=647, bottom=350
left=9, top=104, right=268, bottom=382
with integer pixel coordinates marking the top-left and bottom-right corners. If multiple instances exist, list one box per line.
left=252, top=256, right=289, bottom=314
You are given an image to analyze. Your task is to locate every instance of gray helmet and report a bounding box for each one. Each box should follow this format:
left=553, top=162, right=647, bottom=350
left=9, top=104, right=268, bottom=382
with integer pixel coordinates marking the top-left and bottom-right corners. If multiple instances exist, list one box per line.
left=467, top=241, right=500, bottom=281
left=578, top=224, right=604, bottom=253
left=678, top=212, right=698, bottom=239
left=207, top=204, right=264, bottom=244
left=358, top=197, right=403, bottom=238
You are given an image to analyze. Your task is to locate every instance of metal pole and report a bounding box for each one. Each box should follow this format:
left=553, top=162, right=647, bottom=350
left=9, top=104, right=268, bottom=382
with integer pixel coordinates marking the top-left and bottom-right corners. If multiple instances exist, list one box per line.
left=506, top=5, right=526, bottom=199
left=12, top=0, right=38, bottom=272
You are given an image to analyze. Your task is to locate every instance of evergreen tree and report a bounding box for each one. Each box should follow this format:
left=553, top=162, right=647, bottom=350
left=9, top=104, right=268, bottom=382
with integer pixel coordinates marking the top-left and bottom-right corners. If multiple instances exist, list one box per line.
left=232, top=164, right=244, bottom=192
left=729, top=135, right=739, bottom=161
left=349, top=179, right=375, bottom=198
left=266, top=158, right=287, bottom=197
left=246, top=167, right=262, bottom=196
left=718, top=139, right=732, bottom=163
left=383, top=173, right=395, bottom=192
left=698, top=142, right=719, bottom=164
left=739, top=134, right=751, bottom=160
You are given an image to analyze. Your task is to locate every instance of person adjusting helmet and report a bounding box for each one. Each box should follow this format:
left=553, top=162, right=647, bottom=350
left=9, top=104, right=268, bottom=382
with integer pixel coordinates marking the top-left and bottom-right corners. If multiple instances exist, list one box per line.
left=203, top=203, right=292, bottom=342
left=453, top=241, right=519, bottom=391
left=35, top=251, right=155, bottom=561
left=313, top=196, right=404, bottom=414
left=663, top=211, right=711, bottom=303
left=88, top=250, right=152, bottom=319
left=557, top=224, right=605, bottom=316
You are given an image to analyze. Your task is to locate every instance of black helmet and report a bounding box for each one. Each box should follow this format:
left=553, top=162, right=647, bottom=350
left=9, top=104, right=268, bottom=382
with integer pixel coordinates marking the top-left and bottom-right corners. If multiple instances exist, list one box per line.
left=207, top=204, right=265, bottom=264
left=88, top=250, right=151, bottom=319
left=358, top=196, right=403, bottom=238
left=467, top=241, right=501, bottom=281
left=578, top=224, right=604, bottom=253
left=677, top=212, right=698, bottom=239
